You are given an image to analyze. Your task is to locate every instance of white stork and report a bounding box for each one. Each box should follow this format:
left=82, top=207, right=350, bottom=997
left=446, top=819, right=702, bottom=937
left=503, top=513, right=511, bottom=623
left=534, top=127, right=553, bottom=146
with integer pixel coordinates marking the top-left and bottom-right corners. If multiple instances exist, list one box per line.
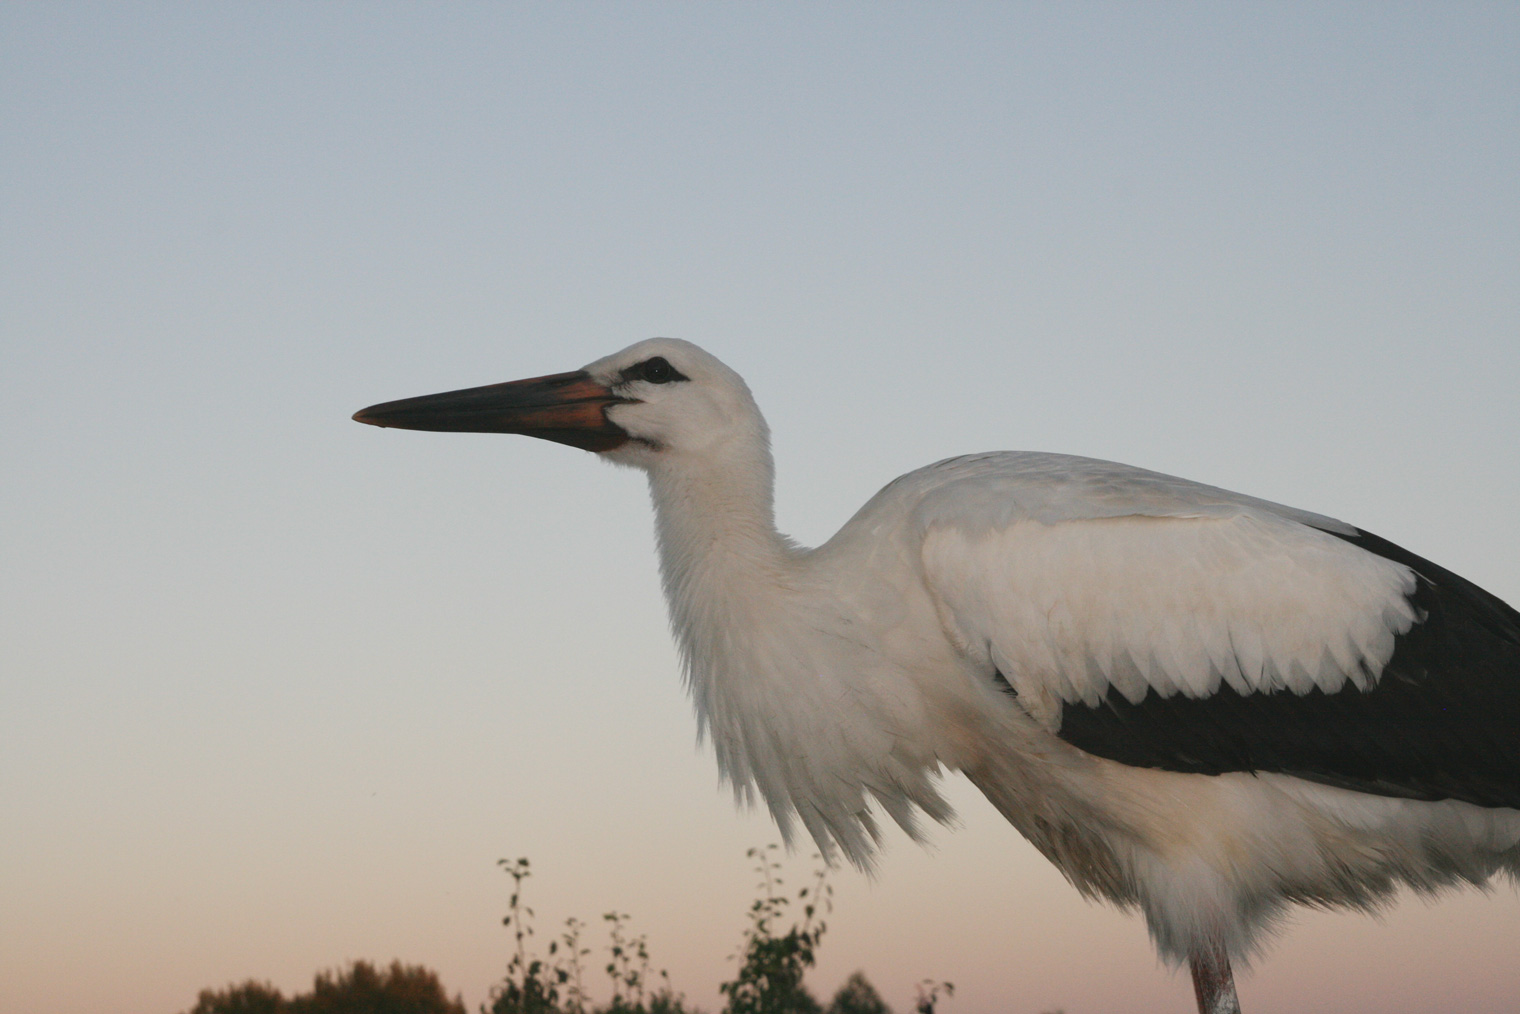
left=354, top=338, right=1520, bottom=1014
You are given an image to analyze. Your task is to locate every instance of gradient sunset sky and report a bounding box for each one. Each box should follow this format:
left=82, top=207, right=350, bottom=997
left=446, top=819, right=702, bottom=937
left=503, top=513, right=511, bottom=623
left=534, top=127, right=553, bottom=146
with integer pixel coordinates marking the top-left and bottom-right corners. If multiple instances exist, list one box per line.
left=3, top=5, right=1518, bottom=1013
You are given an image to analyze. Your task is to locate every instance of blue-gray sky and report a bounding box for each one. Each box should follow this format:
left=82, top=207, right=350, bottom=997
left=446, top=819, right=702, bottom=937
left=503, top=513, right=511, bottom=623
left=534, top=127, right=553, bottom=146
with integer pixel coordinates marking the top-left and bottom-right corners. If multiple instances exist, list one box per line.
left=3, top=5, right=1517, bottom=1013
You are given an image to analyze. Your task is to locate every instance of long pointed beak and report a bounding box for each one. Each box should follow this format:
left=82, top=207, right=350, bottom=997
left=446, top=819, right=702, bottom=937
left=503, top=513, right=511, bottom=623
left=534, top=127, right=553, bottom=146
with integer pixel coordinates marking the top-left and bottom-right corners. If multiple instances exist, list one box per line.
left=352, top=371, right=630, bottom=452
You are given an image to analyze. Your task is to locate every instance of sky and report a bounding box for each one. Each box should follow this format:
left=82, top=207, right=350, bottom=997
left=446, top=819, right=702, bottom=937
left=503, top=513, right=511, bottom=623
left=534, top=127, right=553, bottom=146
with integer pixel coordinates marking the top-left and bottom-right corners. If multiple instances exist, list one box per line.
left=2, top=4, right=1518, bottom=1013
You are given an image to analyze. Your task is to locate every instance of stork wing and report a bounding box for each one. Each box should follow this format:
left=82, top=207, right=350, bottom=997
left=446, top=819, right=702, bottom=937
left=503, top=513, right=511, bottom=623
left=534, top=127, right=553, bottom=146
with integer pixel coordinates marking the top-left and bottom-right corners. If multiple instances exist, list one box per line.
left=910, top=454, right=1520, bottom=808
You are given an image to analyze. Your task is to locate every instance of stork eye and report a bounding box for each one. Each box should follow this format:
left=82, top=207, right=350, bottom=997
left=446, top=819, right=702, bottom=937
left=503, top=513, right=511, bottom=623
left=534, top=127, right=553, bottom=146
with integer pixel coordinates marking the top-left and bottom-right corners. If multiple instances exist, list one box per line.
left=632, top=356, right=686, bottom=384
left=618, top=355, right=688, bottom=387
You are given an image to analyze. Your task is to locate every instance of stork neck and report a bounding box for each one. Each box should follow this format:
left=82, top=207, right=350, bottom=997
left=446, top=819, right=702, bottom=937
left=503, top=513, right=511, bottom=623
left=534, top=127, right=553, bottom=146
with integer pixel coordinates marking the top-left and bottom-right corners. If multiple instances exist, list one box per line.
left=646, top=444, right=794, bottom=597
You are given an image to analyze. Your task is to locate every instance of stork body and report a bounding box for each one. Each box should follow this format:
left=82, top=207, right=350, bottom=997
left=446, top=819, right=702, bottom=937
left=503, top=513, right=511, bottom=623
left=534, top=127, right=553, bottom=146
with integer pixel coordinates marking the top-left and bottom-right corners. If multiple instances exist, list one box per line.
left=355, top=339, right=1520, bottom=1014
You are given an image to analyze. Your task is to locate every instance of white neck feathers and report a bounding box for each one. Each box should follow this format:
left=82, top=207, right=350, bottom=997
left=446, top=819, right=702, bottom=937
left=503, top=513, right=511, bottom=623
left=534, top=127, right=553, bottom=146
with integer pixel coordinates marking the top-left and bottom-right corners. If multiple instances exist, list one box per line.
left=641, top=432, right=946, bottom=865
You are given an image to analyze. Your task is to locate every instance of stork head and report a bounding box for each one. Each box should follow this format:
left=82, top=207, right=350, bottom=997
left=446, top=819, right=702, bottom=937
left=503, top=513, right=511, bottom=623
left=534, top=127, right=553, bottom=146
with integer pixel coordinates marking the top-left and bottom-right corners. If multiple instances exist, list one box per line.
left=352, top=338, right=767, bottom=472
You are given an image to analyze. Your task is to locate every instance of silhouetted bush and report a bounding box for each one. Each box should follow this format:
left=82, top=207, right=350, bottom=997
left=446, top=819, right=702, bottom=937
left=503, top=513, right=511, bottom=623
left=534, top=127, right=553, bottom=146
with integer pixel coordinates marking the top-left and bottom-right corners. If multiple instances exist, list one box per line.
left=184, top=850, right=955, bottom=1014
left=717, top=847, right=829, bottom=1014
left=910, top=981, right=952, bottom=1014
left=485, top=858, right=697, bottom=1014
left=184, top=962, right=465, bottom=1014
left=187, top=981, right=286, bottom=1014
left=293, top=961, right=466, bottom=1014
left=826, top=973, right=890, bottom=1014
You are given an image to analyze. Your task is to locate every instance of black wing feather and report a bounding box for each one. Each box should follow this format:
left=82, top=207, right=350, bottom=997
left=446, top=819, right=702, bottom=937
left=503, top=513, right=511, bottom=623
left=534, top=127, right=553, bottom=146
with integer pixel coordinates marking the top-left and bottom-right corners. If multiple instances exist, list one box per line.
left=1050, top=526, right=1520, bottom=808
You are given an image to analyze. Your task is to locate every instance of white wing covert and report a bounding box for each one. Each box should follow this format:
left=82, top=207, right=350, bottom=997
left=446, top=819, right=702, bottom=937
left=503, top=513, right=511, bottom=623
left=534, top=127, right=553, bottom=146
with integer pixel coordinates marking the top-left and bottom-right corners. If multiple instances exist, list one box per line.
left=911, top=454, right=1419, bottom=731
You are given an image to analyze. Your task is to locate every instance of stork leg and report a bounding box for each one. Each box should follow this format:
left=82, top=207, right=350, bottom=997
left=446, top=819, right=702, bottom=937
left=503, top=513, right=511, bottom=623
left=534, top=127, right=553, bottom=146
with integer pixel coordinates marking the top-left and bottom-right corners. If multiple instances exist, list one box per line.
left=1188, top=944, right=1241, bottom=1014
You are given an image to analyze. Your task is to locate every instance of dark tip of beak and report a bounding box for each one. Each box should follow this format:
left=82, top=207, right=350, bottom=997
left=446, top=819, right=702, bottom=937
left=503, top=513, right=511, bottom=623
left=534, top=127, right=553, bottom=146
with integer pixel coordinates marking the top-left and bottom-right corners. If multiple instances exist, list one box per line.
left=352, top=370, right=631, bottom=452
